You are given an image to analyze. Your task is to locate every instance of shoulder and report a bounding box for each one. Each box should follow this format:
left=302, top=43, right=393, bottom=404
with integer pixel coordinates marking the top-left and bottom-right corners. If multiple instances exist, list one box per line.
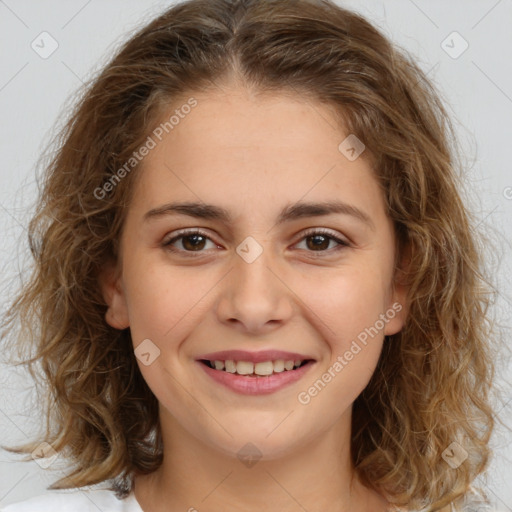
left=0, top=487, right=140, bottom=512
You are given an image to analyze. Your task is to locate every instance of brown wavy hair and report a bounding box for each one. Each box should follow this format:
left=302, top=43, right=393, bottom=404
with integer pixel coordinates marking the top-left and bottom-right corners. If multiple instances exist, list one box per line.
left=1, top=0, right=503, bottom=510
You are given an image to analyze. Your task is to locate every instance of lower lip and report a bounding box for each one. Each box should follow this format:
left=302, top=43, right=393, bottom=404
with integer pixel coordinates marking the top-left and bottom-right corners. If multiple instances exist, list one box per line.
left=197, top=361, right=315, bottom=395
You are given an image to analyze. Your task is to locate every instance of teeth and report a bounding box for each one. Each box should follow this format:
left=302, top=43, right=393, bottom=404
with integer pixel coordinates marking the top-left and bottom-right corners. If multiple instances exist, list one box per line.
left=236, top=361, right=254, bottom=375
left=224, top=360, right=236, bottom=373
left=284, top=360, right=294, bottom=371
left=254, top=361, right=273, bottom=375
left=273, top=359, right=285, bottom=372
left=209, top=359, right=307, bottom=376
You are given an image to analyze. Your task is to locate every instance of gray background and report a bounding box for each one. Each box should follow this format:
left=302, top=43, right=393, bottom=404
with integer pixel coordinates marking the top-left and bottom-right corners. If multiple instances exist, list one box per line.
left=0, top=0, right=511, bottom=509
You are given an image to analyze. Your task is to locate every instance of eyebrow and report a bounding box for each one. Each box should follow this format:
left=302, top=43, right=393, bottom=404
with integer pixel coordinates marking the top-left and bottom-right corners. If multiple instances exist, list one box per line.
left=143, top=200, right=375, bottom=230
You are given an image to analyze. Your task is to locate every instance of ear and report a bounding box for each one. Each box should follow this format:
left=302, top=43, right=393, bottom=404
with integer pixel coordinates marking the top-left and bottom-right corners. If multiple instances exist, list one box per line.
left=384, top=242, right=411, bottom=336
left=98, top=260, right=130, bottom=330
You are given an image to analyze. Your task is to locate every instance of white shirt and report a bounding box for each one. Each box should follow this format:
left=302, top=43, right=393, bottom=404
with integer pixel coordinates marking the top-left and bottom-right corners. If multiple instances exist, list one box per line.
left=0, top=488, right=142, bottom=512
left=0, top=486, right=502, bottom=511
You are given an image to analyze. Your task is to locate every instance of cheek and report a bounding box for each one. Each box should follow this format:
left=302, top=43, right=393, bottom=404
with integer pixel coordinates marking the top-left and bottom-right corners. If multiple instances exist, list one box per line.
left=298, top=264, right=391, bottom=346
left=122, top=249, right=213, bottom=335
left=296, top=269, right=388, bottom=411
left=121, top=257, right=230, bottom=392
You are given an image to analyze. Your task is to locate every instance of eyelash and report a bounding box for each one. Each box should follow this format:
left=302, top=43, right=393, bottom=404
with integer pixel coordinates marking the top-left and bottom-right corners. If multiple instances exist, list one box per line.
left=162, top=228, right=350, bottom=257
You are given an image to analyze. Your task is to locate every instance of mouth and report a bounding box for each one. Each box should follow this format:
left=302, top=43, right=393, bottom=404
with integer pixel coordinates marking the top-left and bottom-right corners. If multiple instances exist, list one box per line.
left=195, top=352, right=316, bottom=395
left=199, top=358, right=313, bottom=377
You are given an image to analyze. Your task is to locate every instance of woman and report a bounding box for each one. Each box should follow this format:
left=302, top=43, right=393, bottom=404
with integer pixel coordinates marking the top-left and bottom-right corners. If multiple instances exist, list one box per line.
left=1, top=0, right=500, bottom=510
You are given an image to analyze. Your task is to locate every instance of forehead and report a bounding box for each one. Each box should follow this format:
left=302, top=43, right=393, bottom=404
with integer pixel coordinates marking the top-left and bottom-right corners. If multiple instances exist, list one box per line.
left=131, top=88, right=386, bottom=224
left=162, top=87, right=344, bottom=156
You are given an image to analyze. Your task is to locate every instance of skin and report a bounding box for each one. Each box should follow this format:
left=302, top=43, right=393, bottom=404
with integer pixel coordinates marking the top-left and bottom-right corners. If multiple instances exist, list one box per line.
left=100, top=84, right=412, bottom=512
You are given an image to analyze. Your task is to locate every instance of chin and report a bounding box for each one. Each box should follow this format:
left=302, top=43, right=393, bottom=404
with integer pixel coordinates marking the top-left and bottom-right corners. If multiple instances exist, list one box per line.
left=197, top=423, right=311, bottom=464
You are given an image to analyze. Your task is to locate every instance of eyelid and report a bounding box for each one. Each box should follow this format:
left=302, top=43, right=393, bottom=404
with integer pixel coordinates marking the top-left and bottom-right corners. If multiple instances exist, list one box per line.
left=162, top=226, right=350, bottom=256
left=299, top=227, right=350, bottom=246
left=162, top=227, right=214, bottom=246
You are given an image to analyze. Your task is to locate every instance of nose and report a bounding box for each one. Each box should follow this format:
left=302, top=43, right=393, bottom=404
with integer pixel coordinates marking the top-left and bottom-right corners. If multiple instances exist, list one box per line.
left=215, top=241, right=294, bottom=335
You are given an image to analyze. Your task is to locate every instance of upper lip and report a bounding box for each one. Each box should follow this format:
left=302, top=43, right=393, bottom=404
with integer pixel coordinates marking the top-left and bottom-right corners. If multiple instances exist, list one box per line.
left=197, top=350, right=315, bottom=364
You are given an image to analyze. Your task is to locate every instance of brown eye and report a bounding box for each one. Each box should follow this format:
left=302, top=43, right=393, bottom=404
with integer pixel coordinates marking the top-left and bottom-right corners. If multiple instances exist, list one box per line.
left=163, top=230, right=216, bottom=255
left=180, top=234, right=207, bottom=251
left=305, top=234, right=331, bottom=251
left=295, top=229, right=350, bottom=253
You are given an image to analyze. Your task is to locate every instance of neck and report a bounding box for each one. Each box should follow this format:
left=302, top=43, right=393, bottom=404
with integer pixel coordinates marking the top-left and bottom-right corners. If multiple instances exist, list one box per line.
left=133, top=406, right=387, bottom=512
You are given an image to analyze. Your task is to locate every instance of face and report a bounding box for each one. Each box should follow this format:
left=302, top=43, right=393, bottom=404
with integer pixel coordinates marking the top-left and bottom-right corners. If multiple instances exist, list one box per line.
left=101, top=85, right=408, bottom=461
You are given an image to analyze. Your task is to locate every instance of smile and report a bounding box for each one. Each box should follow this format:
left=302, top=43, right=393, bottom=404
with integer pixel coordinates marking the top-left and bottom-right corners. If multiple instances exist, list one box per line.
left=201, top=358, right=310, bottom=376
left=197, top=357, right=315, bottom=395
